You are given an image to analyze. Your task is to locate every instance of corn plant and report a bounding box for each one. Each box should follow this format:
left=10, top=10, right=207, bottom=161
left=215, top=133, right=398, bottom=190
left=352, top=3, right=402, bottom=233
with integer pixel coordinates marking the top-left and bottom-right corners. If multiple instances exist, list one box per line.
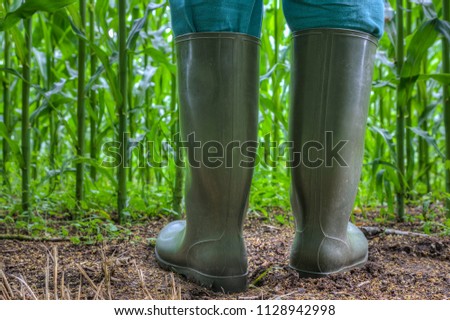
left=443, top=0, right=450, bottom=217
left=76, top=0, right=86, bottom=206
left=0, top=0, right=449, bottom=237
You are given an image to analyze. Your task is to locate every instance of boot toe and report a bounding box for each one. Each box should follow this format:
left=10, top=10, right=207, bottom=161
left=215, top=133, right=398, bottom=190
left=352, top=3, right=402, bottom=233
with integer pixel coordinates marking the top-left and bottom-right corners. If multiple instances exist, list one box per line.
left=154, top=220, right=248, bottom=292
left=155, top=220, right=186, bottom=264
left=347, top=223, right=369, bottom=266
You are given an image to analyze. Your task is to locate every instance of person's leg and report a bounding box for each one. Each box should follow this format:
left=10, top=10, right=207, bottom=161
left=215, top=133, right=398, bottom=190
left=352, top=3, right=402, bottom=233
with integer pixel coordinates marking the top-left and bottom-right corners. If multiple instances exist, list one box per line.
left=155, top=1, right=263, bottom=292
left=283, top=0, right=384, bottom=38
left=170, top=0, right=263, bottom=37
left=283, top=0, right=384, bottom=276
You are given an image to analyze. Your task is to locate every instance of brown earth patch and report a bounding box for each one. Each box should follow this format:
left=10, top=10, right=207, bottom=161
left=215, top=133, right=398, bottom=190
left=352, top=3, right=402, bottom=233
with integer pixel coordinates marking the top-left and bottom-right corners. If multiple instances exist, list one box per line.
left=0, top=216, right=449, bottom=300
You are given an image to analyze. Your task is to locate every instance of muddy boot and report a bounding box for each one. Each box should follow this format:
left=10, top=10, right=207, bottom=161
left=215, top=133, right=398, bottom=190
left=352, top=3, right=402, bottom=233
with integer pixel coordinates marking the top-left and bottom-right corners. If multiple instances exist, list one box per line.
left=155, top=33, right=260, bottom=292
left=288, top=29, right=378, bottom=277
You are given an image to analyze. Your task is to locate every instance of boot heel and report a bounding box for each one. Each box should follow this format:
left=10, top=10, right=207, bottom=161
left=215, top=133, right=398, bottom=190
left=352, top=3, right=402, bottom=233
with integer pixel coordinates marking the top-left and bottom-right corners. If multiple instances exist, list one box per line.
left=290, top=254, right=368, bottom=278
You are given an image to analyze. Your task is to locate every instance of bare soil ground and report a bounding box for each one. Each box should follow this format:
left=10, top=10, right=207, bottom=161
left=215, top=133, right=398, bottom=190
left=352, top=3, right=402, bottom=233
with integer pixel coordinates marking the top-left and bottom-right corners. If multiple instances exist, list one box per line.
left=1, top=213, right=449, bottom=300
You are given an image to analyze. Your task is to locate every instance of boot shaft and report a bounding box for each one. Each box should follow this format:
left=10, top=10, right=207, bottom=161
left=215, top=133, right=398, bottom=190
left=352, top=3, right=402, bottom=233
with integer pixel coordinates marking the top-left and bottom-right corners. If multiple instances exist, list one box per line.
left=176, top=32, right=260, bottom=240
left=288, top=29, right=377, bottom=274
left=155, top=34, right=260, bottom=286
left=289, top=29, right=377, bottom=238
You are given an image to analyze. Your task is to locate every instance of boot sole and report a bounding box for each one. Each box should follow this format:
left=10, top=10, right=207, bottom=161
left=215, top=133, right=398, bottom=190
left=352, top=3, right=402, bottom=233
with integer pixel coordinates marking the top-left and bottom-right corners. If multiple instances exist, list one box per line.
left=290, top=253, right=368, bottom=278
left=155, top=249, right=248, bottom=293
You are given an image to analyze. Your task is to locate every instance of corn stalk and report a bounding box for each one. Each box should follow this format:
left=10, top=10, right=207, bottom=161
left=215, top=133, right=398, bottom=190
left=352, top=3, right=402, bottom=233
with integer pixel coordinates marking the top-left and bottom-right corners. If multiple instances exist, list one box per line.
left=443, top=0, right=450, bottom=217
left=2, top=24, right=10, bottom=186
left=21, top=17, right=32, bottom=212
left=89, top=0, right=97, bottom=181
left=117, top=0, right=128, bottom=223
left=396, top=0, right=406, bottom=221
left=76, top=0, right=87, bottom=206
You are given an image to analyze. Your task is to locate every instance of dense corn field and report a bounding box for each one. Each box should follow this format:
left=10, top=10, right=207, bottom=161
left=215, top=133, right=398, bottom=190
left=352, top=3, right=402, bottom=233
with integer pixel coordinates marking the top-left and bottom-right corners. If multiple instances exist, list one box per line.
left=1, top=0, right=450, bottom=240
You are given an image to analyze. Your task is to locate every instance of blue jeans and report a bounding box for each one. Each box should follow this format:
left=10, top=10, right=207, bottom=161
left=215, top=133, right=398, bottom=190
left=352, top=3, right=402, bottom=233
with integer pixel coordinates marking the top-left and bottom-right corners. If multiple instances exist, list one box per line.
left=169, top=0, right=384, bottom=39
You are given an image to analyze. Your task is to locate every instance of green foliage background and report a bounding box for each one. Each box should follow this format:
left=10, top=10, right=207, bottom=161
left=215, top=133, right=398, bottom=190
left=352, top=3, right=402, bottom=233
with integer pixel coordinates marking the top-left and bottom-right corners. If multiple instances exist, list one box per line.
left=0, top=0, right=450, bottom=240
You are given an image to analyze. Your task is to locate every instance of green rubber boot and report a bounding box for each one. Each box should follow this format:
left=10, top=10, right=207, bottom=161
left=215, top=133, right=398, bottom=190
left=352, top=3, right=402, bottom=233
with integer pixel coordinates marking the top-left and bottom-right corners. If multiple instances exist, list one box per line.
left=288, top=29, right=378, bottom=277
left=155, top=33, right=260, bottom=293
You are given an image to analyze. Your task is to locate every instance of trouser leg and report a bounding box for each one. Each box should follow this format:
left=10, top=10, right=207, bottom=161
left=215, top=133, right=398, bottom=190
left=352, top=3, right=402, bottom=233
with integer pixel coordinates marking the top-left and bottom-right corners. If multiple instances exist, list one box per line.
left=282, top=0, right=384, bottom=39
left=169, top=0, right=264, bottom=38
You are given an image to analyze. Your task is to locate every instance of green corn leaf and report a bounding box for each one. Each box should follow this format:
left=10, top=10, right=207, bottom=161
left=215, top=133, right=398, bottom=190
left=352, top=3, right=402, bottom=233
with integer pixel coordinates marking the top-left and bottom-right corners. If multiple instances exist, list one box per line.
left=143, top=47, right=176, bottom=75
left=30, top=80, right=69, bottom=123
left=65, top=2, right=82, bottom=32
left=417, top=103, right=438, bottom=126
left=0, top=123, right=24, bottom=168
left=375, top=169, right=385, bottom=200
left=398, top=18, right=441, bottom=106
left=85, top=53, right=118, bottom=92
left=384, top=177, right=395, bottom=214
left=0, top=67, right=24, bottom=80
left=409, top=127, right=446, bottom=160
left=260, top=63, right=278, bottom=82
left=89, top=45, right=121, bottom=103
left=369, top=126, right=397, bottom=157
left=410, top=0, right=438, bottom=19
left=401, top=18, right=440, bottom=80
left=45, top=157, right=119, bottom=189
left=418, top=73, right=450, bottom=84
left=0, top=0, right=77, bottom=31
left=9, top=25, right=26, bottom=63
left=435, top=19, right=450, bottom=42
left=127, top=2, right=166, bottom=50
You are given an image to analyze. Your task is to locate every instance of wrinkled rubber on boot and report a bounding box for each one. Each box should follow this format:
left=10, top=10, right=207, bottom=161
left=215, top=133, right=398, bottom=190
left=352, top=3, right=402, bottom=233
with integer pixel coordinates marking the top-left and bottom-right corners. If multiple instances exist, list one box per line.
left=288, top=29, right=378, bottom=277
left=155, top=33, right=260, bottom=293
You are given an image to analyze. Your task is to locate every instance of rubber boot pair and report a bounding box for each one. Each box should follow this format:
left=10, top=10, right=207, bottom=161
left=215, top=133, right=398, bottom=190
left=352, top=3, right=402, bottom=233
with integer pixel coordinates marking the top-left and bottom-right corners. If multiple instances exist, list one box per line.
left=155, top=29, right=378, bottom=292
